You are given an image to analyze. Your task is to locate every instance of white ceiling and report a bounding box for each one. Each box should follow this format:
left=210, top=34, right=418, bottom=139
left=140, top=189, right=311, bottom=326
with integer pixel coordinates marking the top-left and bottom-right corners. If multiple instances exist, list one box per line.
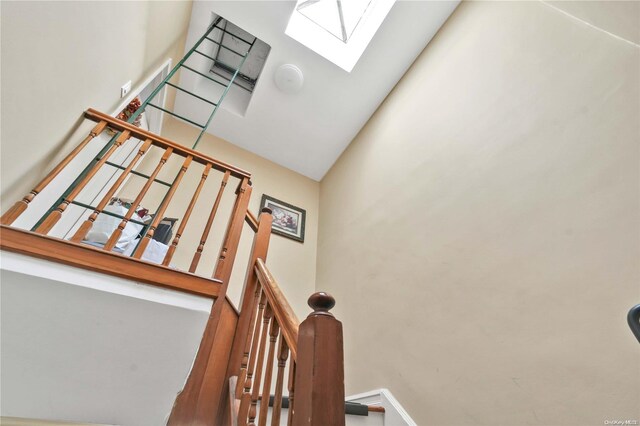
left=174, top=0, right=460, bottom=180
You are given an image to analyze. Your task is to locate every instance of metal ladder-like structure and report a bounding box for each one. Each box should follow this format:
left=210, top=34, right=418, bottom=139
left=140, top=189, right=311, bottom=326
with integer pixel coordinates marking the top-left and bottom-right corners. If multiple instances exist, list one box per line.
left=132, top=15, right=256, bottom=149
left=32, top=17, right=256, bottom=232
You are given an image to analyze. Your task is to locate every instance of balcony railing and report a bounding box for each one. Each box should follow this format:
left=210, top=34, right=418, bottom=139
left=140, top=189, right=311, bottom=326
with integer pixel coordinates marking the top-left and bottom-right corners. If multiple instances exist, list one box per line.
left=1, top=108, right=347, bottom=425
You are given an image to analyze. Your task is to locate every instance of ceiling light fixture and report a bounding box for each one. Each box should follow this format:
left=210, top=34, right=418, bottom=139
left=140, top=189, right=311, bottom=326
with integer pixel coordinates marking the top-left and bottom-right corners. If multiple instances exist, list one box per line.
left=274, top=64, right=304, bottom=94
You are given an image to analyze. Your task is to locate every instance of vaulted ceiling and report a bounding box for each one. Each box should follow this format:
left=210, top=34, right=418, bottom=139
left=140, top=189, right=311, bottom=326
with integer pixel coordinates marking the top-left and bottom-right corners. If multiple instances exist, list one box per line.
left=174, top=1, right=460, bottom=180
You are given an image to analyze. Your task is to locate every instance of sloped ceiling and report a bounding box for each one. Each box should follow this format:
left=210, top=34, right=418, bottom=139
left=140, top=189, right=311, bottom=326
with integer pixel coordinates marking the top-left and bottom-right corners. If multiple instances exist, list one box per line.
left=174, top=0, right=460, bottom=180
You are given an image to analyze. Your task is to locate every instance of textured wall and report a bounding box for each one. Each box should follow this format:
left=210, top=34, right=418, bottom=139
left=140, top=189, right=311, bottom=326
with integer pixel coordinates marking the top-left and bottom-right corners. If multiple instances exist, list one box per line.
left=317, top=1, right=639, bottom=424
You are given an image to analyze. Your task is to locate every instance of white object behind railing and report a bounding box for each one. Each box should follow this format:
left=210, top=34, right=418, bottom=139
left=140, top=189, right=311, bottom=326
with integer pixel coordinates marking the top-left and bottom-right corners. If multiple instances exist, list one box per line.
left=347, top=389, right=416, bottom=426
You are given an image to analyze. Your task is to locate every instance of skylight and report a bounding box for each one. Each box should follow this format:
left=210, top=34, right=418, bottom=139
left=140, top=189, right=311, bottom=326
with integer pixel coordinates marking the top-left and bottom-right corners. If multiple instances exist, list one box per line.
left=286, top=0, right=396, bottom=72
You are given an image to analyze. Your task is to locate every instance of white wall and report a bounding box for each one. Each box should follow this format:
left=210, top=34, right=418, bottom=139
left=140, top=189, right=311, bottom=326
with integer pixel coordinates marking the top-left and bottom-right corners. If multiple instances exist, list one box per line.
left=0, top=253, right=211, bottom=425
left=0, top=1, right=192, bottom=213
left=317, top=1, right=639, bottom=425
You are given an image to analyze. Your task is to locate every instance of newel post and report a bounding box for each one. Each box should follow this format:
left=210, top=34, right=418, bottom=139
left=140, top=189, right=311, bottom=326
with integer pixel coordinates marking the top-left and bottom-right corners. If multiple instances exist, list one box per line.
left=292, top=292, right=345, bottom=426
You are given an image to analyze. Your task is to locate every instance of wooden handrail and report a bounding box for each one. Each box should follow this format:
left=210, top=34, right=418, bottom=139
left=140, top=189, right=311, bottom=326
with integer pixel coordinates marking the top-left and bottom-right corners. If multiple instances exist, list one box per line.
left=70, top=138, right=154, bottom=243
left=254, top=258, right=300, bottom=361
left=2, top=107, right=254, bottom=291
left=84, top=108, right=251, bottom=179
left=0, top=225, right=221, bottom=298
left=293, top=292, right=345, bottom=426
left=245, top=210, right=259, bottom=232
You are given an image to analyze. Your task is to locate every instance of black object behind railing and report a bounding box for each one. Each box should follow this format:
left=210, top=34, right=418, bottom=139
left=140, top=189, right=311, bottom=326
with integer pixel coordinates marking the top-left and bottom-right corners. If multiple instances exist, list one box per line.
left=267, top=395, right=370, bottom=416
left=627, top=304, right=640, bottom=343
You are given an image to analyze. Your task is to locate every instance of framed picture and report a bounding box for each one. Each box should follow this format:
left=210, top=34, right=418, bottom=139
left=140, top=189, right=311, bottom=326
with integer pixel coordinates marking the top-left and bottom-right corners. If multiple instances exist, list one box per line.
left=260, top=194, right=306, bottom=243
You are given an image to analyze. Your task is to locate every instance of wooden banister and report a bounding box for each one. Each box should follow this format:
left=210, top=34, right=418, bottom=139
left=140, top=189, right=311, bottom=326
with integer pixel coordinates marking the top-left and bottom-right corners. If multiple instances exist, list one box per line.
left=258, top=317, right=279, bottom=426
left=1, top=120, right=108, bottom=226
left=248, top=302, right=272, bottom=425
left=163, top=163, right=212, bottom=265
left=2, top=105, right=347, bottom=426
left=231, top=254, right=345, bottom=426
left=287, top=360, right=296, bottom=426
left=103, top=147, right=172, bottom=251
left=228, top=208, right=274, bottom=402
left=293, top=292, right=345, bottom=426
left=84, top=108, right=251, bottom=179
left=0, top=225, right=221, bottom=298
left=133, top=154, right=192, bottom=258
left=254, top=258, right=300, bottom=361
left=190, top=170, right=230, bottom=273
left=271, top=335, right=289, bottom=426
left=168, top=178, right=252, bottom=426
left=70, top=138, right=153, bottom=243
left=245, top=210, right=259, bottom=232
left=35, top=130, right=131, bottom=234
left=226, top=232, right=347, bottom=426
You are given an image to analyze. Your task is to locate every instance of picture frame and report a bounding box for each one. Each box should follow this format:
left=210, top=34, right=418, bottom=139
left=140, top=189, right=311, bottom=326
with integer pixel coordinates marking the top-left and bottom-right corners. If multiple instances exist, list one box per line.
left=260, top=194, right=306, bottom=243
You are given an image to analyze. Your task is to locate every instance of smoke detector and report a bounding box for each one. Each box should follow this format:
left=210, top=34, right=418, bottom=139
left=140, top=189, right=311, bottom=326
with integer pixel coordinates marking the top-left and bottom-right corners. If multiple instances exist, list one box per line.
left=274, top=64, right=304, bottom=94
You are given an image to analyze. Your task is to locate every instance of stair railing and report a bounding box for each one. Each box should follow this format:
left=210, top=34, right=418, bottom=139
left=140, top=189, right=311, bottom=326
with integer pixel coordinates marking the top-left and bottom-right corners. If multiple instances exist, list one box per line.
left=1, top=15, right=346, bottom=426
left=228, top=208, right=345, bottom=426
left=1, top=106, right=347, bottom=426
left=2, top=16, right=254, bottom=230
left=1, top=109, right=251, bottom=285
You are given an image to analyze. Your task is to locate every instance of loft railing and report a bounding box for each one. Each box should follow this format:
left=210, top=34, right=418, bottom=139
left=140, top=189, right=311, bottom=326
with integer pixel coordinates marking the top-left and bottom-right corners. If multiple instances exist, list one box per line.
left=1, top=109, right=251, bottom=290
left=223, top=208, right=345, bottom=426
left=1, top=118, right=347, bottom=425
left=1, top=16, right=259, bottom=289
left=236, top=261, right=344, bottom=426
left=0, top=13, right=347, bottom=426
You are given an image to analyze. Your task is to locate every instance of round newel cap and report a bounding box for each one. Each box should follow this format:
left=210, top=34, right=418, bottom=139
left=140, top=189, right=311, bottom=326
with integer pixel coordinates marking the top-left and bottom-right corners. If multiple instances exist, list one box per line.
left=308, top=292, right=335, bottom=316
left=261, top=207, right=273, bottom=215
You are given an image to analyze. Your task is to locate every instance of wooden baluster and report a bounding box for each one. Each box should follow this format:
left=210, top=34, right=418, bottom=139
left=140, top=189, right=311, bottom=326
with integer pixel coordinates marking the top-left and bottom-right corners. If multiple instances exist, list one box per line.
left=212, top=178, right=251, bottom=282
left=239, top=291, right=267, bottom=424
left=271, top=336, right=289, bottom=426
left=103, top=147, right=173, bottom=251
left=293, top=292, right=345, bottom=426
left=70, top=138, right=153, bottom=243
left=228, top=208, right=274, bottom=398
left=287, top=361, right=296, bottom=426
left=162, top=163, right=212, bottom=265
left=168, top=178, right=251, bottom=426
left=132, top=155, right=193, bottom=258
left=35, top=130, right=131, bottom=235
left=258, top=317, right=279, bottom=426
left=249, top=303, right=273, bottom=426
left=1, top=120, right=108, bottom=226
left=189, top=170, right=230, bottom=273
left=236, top=285, right=262, bottom=399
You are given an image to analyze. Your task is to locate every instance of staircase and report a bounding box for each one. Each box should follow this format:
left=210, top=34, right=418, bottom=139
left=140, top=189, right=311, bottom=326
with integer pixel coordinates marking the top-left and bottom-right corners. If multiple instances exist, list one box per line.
left=0, top=17, right=354, bottom=426
left=0, top=113, right=350, bottom=426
